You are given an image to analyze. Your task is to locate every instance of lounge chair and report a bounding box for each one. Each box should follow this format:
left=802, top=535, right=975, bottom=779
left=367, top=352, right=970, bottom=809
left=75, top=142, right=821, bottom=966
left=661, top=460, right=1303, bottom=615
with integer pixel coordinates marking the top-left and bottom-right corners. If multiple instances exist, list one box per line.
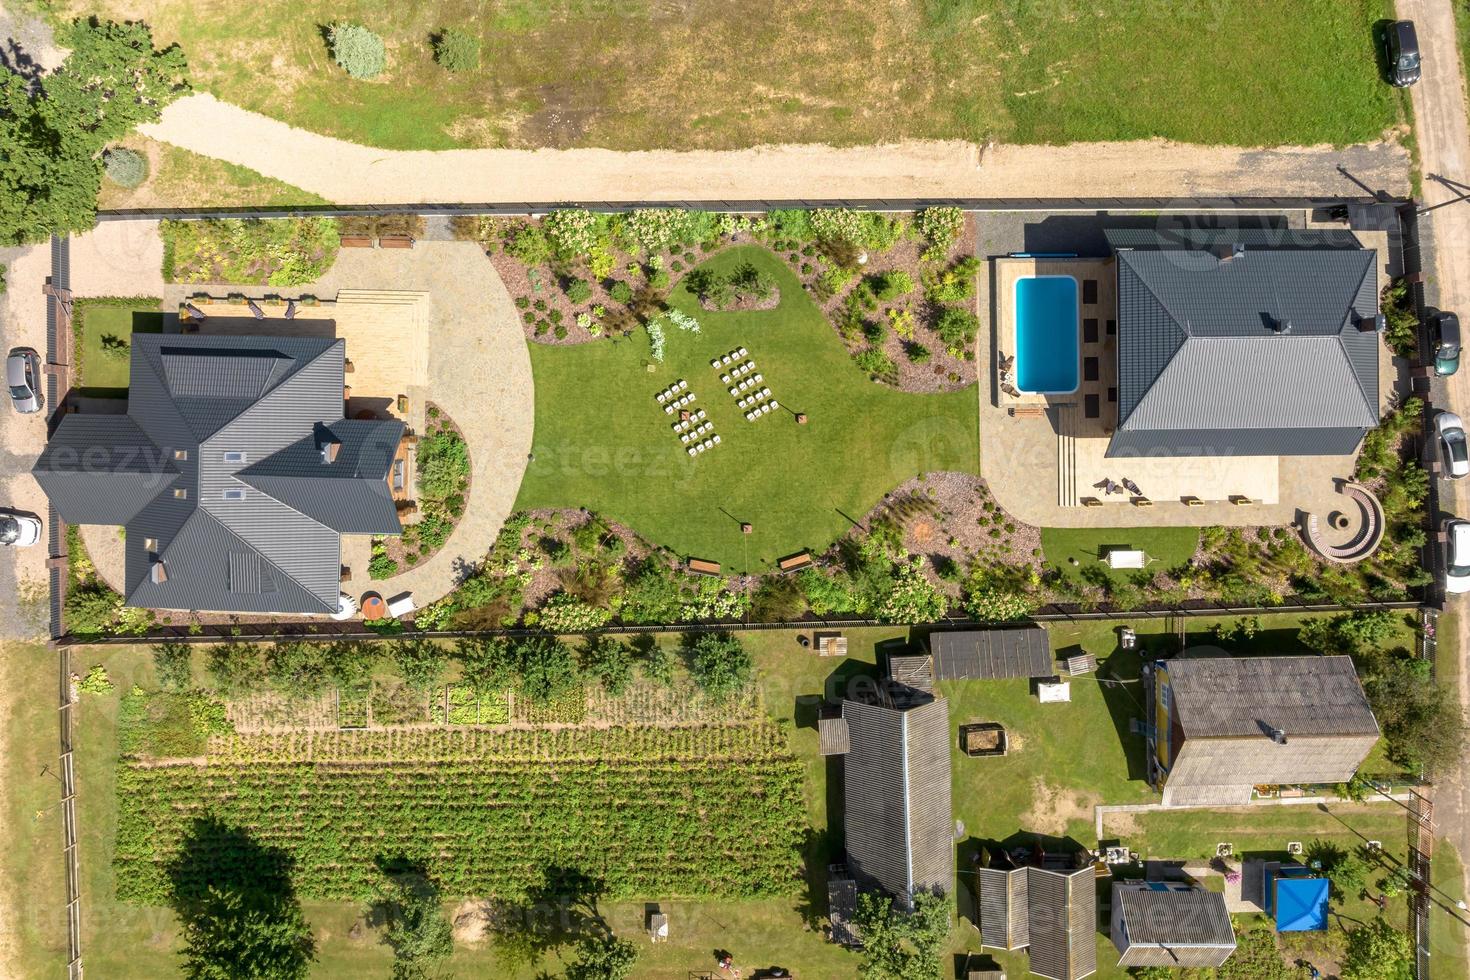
left=284, top=299, right=297, bottom=320
left=184, top=302, right=207, bottom=320
left=247, top=299, right=265, bottom=319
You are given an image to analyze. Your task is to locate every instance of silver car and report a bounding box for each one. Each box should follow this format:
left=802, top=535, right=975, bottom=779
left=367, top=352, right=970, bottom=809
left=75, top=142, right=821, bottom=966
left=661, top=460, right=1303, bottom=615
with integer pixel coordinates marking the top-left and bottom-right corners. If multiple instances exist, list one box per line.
left=1437, top=411, right=1470, bottom=479
left=6, top=347, right=42, bottom=414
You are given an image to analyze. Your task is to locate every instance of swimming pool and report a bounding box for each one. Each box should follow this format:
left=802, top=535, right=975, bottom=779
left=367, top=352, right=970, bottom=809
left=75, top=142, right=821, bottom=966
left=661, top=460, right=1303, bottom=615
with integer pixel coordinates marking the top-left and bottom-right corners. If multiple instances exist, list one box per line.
left=1014, top=275, right=1079, bottom=394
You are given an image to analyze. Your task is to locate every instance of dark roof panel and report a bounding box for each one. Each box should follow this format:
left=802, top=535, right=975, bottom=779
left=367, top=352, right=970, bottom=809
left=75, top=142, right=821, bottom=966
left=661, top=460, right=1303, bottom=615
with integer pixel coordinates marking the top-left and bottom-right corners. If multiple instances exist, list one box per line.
left=1116, top=885, right=1235, bottom=946
left=1027, top=866, right=1097, bottom=980
left=932, top=627, right=1052, bottom=680
left=33, top=415, right=175, bottom=524
left=1166, top=655, right=1379, bottom=739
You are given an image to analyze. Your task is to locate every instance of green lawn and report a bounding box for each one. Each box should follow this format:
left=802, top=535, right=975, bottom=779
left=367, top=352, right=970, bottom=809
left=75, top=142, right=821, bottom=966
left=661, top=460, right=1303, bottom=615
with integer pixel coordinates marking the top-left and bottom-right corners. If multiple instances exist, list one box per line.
left=1041, top=526, right=1201, bottom=583
left=1431, top=841, right=1470, bottom=978
left=80, top=1, right=1401, bottom=152
left=72, top=298, right=164, bottom=396
left=515, top=246, right=979, bottom=570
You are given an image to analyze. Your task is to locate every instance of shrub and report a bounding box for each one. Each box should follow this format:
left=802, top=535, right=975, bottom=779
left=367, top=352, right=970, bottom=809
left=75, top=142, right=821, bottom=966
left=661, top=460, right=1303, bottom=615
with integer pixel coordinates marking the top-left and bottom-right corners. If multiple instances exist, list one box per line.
left=685, top=633, right=753, bottom=702
left=924, top=256, right=980, bottom=303
left=905, top=342, right=931, bottom=364
left=609, top=280, right=633, bottom=304
left=564, top=278, right=592, bottom=304
left=915, top=206, right=964, bottom=258
left=935, top=306, right=980, bottom=350
left=640, top=643, right=677, bottom=686
left=66, top=581, right=121, bottom=636
left=855, top=347, right=897, bottom=383
left=506, top=225, right=552, bottom=265
left=538, top=593, right=613, bottom=632
left=729, top=261, right=776, bottom=302
left=582, top=635, right=634, bottom=696
left=416, top=429, right=470, bottom=503
left=874, top=557, right=948, bottom=624
left=368, top=545, right=399, bottom=580
left=1342, top=918, right=1413, bottom=980
left=513, top=636, right=581, bottom=704
left=1380, top=279, right=1417, bottom=358
left=152, top=643, right=193, bottom=691
left=79, top=664, right=114, bottom=696
left=622, top=208, right=714, bottom=254
left=543, top=209, right=605, bottom=260
left=871, top=269, right=914, bottom=301
left=433, top=27, right=480, bottom=71
left=327, top=24, right=386, bottom=79
left=103, top=146, right=148, bottom=188
left=645, top=320, right=666, bottom=362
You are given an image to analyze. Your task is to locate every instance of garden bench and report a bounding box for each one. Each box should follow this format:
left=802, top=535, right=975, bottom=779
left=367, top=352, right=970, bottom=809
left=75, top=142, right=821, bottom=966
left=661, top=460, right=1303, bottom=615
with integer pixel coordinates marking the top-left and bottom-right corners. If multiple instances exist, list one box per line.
left=687, top=558, right=721, bottom=576
left=778, top=552, right=813, bottom=572
left=340, top=235, right=373, bottom=248
left=1008, top=405, right=1046, bottom=418
left=378, top=235, right=415, bottom=249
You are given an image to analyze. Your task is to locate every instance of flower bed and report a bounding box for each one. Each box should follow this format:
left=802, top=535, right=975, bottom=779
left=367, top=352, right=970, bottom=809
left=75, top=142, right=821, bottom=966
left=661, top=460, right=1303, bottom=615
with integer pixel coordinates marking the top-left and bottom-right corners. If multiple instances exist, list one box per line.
left=160, top=217, right=340, bottom=286
left=370, top=403, right=470, bottom=580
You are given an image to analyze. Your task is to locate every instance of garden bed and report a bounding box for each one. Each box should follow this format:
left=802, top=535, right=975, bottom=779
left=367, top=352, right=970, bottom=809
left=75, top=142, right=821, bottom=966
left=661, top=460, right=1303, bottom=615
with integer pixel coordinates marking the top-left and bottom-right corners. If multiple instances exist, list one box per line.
left=161, top=216, right=341, bottom=285
left=370, top=403, right=470, bottom=580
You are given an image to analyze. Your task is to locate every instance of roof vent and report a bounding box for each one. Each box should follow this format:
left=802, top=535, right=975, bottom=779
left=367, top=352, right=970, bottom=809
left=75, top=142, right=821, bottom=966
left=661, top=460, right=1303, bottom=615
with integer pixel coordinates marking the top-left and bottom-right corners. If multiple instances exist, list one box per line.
left=321, top=440, right=341, bottom=464
left=1359, top=313, right=1387, bottom=334
left=149, top=560, right=169, bottom=584
left=1268, top=727, right=1288, bottom=745
left=1272, top=318, right=1293, bottom=335
left=1213, top=242, right=1246, bottom=263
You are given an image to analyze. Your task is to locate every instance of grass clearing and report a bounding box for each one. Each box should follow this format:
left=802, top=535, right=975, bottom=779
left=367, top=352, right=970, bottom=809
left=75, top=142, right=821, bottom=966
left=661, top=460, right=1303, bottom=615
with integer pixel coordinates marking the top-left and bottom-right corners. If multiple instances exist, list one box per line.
left=73, top=1, right=1402, bottom=151
left=97, top=139, right=331, bottom=210
left=1040, top=526, right=1201, bottom=583
left=72, top=297, right=164, bottom=396
left=514, top=246, right=978, bottom=569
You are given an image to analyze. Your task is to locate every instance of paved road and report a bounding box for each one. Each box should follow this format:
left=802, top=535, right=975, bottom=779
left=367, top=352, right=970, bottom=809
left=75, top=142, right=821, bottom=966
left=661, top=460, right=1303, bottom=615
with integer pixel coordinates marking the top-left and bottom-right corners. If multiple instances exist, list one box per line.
left=1401, top=0, right=1470, bottom=963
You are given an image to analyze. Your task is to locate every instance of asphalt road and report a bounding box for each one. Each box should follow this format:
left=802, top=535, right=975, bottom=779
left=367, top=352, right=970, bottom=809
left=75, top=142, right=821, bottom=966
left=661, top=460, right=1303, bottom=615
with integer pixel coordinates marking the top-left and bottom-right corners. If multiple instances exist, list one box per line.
left=1401, top=0, right=1470, bottom=966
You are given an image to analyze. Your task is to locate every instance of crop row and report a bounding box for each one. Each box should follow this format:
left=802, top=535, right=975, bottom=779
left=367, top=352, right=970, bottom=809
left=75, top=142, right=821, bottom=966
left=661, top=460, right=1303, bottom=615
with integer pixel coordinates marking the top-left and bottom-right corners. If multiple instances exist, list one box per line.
left=115, top=753, right=805, bottom=904
left=203, top=720, right=791, bottom=765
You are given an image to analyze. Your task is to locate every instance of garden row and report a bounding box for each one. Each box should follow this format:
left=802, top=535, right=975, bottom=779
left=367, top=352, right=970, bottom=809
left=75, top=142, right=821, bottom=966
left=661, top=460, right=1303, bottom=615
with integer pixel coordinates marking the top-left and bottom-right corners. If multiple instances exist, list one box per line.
left=114, top=743, right=805, bottom=903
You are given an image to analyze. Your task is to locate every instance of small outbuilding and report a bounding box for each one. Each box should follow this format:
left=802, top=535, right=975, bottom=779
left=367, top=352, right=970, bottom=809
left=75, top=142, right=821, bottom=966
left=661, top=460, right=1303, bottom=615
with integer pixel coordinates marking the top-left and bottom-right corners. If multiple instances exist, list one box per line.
left=930, top=626, right=1052, bottom=680
left=1265, top=864, right=1329, bottom=932
left=1110, top=881, right=1236, bottom=968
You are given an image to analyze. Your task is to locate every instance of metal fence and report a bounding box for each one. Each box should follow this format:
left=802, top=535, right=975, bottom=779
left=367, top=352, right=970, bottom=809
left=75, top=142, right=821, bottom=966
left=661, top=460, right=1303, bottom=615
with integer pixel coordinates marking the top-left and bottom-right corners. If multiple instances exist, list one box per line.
left=57, top=647, right=82, bottom=980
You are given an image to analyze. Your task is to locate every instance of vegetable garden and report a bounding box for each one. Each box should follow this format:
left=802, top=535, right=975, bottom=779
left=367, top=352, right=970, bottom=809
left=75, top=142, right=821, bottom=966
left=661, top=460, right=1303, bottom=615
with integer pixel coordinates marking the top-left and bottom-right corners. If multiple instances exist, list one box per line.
left=115, top=722, right=805, bottom=904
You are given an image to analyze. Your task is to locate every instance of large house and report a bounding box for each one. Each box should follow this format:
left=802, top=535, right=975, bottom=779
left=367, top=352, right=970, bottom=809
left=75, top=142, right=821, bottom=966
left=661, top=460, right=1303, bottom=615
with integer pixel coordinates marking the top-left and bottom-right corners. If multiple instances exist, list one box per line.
left=34, top=334, right=402, bottom=614
left=1148, top=655, right=1380, bottom=806
left=1105, top=228, right=1380, bottom=459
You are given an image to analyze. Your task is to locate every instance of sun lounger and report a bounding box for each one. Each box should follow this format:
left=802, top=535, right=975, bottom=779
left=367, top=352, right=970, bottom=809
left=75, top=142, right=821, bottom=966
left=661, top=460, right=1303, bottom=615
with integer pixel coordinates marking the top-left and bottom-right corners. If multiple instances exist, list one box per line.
left=247, top=298, right=265, bottom=319
left=284, top=299, right=297, bottom=320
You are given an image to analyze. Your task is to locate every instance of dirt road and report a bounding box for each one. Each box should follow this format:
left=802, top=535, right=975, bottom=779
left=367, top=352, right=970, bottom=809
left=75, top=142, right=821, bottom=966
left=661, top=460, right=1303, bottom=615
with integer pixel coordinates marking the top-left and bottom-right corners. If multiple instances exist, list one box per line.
left=137, top=93, right=1412, bottom=206
left=1401, top=0, right=1470, bottom=964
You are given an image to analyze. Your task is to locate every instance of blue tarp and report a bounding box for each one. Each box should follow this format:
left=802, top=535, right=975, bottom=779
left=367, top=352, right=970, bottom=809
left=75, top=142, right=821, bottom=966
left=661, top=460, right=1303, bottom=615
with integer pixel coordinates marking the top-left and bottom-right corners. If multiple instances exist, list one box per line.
left=1272, top=872, right=1329, bottom=932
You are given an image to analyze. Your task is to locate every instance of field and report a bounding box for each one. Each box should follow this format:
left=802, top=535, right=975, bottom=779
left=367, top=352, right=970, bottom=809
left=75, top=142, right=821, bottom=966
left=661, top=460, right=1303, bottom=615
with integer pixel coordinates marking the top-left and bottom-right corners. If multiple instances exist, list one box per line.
left=514, top=246, right=979, bottom=569
left=64, top=1, right=1400, bottom=150
left=71, top=298, right=164, bottom=396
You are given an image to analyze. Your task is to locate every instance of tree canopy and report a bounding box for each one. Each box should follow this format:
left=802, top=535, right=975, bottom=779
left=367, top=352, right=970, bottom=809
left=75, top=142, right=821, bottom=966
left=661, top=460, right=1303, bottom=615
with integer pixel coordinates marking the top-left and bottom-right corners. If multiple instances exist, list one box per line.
left=853, top=890, right=952, bottom=980
left=0, top=18, right=188, bottom=245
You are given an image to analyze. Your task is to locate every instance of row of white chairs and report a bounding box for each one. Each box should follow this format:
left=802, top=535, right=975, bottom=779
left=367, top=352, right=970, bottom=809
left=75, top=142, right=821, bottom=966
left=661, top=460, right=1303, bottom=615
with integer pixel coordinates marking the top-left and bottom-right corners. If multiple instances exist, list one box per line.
left=745, top=402, right=779, bottom=421
left=679, top=421, right=715, bottom=438
left=710, top=348, right=749, bottom=368
left=654, top=379, right=689, bottom=404
left=671, top=409, right=707, bottom=432
left=721, top=362, right=758, bottom=383
left=662, top=392, right=697, bottom=414
left=727, top=375, right=764, bottom=396
left=686, top=436, right=722, bottom=456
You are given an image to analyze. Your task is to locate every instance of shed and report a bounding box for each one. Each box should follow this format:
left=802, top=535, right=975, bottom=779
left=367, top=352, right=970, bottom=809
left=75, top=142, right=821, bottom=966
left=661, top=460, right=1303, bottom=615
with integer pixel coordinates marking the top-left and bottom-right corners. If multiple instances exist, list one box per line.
left=1265, top=865, right=1329, bottom=932
left=818, top=716, right=851, bottom=756
left=977, top=864, right=1029, bottom=950
left=1110, top=881, right=1236, bottom=967
left=931, top=627, right=1052, bottom=680
left=887, top=653, right=936, bottom=697
left=1027, top=865, right=1097, bottom=980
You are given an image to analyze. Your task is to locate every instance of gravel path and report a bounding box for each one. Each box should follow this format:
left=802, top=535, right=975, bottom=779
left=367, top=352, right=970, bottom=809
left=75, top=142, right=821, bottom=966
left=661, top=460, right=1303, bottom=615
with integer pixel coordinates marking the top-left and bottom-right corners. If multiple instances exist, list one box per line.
left=138, top=93, right=1412, bottom=205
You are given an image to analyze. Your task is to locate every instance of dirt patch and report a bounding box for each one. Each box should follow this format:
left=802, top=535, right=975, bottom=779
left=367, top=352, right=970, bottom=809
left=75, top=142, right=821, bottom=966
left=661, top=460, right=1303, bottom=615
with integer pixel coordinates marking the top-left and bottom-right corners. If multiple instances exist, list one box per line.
left=1021, top=777, right=1100, bottom=837
left=452, top=899, right=495, bottom=945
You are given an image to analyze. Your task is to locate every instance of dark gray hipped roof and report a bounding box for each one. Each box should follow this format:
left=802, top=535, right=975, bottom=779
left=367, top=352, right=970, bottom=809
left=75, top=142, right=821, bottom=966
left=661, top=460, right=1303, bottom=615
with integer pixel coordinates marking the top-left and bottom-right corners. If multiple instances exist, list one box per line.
left=842, top=697, right=953, bottom=907
left=1166, top=655, right=1379, bottom=740
left=931, top=627, right=1051, bottom=680
left=34, top=333, right=402, bottom=614
left=1107, top=230, right=1379, bottom=458
left=1115, top=884, right=1235, bottom=948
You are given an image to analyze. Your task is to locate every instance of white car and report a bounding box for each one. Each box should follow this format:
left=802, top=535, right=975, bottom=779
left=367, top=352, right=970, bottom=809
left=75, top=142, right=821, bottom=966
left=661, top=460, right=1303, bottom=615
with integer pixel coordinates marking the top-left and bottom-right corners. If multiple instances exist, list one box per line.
left=0, top=511, right=42, bottom=548
left=1446, top=520, right=1470, bottom=595
left=1437, top=411, right=1470, bottom=479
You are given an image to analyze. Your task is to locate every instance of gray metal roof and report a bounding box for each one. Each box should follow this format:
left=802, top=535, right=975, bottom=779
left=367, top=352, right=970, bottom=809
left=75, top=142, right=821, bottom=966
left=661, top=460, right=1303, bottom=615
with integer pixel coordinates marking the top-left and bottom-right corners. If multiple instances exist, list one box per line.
left=1027, top=866, right=1097, bottom=980
left=931, top=627, right=1052, bottom=680
left=1114, top=884, right=1235, bottom=949
left=1108, top=233, right=1379, bottom=458
left=842, top=698, right=953, bottom=907
left=35, top=332, right=402, bottom=614
left=1166, top=655, right=1379, bottom=740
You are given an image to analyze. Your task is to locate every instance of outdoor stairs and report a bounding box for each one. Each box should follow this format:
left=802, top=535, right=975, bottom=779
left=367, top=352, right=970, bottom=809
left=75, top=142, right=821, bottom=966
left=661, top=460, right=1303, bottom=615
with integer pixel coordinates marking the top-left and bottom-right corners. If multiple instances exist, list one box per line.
left=1055, top=404, right=1079, bottom=507
left=333, top=289, right=432, bottom=432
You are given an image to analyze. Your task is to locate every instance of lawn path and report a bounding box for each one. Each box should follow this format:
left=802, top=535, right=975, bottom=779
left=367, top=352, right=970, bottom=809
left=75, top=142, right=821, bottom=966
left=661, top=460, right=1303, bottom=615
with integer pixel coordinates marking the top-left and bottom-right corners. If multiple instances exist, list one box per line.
left=137, top=94, right=1413, bottom=206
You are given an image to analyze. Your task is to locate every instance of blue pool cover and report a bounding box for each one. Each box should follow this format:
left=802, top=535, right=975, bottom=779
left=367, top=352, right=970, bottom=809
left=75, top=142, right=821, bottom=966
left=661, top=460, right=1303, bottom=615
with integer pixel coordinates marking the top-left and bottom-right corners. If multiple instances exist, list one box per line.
left=1015, top=275, right=1079, bottom=393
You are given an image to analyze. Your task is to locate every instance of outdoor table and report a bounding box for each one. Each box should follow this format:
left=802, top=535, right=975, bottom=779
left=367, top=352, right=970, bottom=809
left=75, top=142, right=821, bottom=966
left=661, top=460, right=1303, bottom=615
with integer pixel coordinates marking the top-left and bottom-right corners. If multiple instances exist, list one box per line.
left=361, top=593, right=385, bottom=620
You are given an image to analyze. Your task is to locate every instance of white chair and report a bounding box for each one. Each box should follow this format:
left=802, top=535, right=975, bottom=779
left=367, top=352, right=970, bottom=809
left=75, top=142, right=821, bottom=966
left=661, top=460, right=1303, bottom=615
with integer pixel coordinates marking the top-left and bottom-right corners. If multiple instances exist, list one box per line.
left=754, top=373, right=763, bottom=382
left=721, top=374, right=731, bottom=384
left=656, top=392, right=666, bottom=404
left=680, top=434, right=689, bottom=444
left=687, top=447, right=697, bottom=457
left=678, top=394, right=689, bottom=406
left=680, top=379, right=689, bottom=390
left=711, top=359, right=721, bottom=369
left=762, top=387, right=771, bottom=397
left=746, top=411, right=756, bottom=421
left=737, top=398, right=747, bottom=409
left=697, top=409, right=706, bottom=419
left=712, top=435, right=721, bottom=445
left=727, top=387, right=737, bottom=396
left=770, top=400, right=778, bottom=410
left=671, top=422, right=680, bottom=431
left=688, top=392, right=696, bottom=402
left=722, top=354, right=732, bottom=365
left=695, top=442, right=706, bottom=453
left=737, top=347, right=747, bottom=357
left=761, top=404, right=771, bottom=415
left=664, top=405, right=674, bottom=414
left=703, top=439, right=713, bottom=449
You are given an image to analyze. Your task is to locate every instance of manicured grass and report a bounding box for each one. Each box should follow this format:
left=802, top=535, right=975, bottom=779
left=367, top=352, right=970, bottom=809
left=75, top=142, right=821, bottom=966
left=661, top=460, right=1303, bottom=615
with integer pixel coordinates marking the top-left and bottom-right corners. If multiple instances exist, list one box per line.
left=97, top=140, right=331, bottom=210
left=72, top=298, right=164, bottom=396
left=88, top=1, right=1401, bottom=151
left=1040, top=526, right=1201, bottom=583
left=1431, top=841, right=1470, bottom=976
left=514, top=247, right=979, bottom=570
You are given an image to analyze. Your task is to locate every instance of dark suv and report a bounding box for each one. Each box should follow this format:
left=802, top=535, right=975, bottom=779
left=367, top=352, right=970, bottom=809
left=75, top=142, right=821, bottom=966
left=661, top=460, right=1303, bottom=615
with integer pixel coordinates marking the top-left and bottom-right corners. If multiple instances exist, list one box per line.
left=1435, top=311, right=1461, bottom=377
left=1385, top=20, right=1421, bottom=87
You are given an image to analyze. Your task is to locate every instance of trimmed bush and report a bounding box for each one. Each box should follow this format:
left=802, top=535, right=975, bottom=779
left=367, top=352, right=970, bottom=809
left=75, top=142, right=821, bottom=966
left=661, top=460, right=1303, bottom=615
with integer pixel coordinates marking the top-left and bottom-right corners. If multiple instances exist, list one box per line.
left=328, top=24, right=386, bottom=79
left=433, top=28, right=480, bottom=71
left=103, top=147, right=148, bottom=188
left=564, top=278, right=593, bottom=304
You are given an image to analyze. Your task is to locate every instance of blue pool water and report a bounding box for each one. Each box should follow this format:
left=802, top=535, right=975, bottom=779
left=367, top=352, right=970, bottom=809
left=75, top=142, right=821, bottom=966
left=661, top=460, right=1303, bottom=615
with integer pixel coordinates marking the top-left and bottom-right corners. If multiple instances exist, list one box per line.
left=1014, top=275, right=1079, bottom=394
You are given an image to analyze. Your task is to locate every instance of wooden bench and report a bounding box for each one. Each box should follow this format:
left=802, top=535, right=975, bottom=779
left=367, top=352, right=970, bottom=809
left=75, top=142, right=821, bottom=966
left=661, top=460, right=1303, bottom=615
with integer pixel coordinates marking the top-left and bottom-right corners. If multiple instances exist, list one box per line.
left=378, top=235, right=415, bottom=249
left=1008, top=405, right=1047, bottom=418
left=778, top=551, right=814, bottom=572
left=1131, top=496, right=1152, bottom=507
left=687, top=557, right=721, bottom=576
left=1181, top=495, right=1204, bottom=506
left=1229, top=495, right=1254, bottom=506
left=340, top=235, right=374, bottom=248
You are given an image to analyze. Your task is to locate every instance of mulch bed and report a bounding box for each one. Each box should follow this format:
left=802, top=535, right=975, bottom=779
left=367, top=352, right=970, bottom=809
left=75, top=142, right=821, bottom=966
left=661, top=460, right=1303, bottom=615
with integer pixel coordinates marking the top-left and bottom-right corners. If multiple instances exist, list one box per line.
left=375, top=403, right=470, bottom=575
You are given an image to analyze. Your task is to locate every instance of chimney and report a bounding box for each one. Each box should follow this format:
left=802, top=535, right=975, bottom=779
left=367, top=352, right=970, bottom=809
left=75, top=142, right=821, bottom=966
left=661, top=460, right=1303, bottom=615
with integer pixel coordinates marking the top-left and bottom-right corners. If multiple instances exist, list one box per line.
left=316, top=423, right=341, bottom=464
left=150, top=559, right=169, bottom=584
left=1212, top=242, right=1245, bottom=263
left=1359, top=313, right=1387, bottom=334
left=1268, top=727, right=1287, bottom=745
left=1273, top=318, right=1293, bottom=335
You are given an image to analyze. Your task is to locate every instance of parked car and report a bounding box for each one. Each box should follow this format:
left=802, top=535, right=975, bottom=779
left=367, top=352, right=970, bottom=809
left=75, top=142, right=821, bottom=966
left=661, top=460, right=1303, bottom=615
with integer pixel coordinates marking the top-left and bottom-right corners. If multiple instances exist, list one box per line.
left=0, top=511, right=42, bottom=548
left=1437, top=411, right=1470, bottom=478
left=6, top=347, right=42, bottom=414
left=1434, top=312, right=1461, bottom=376
left=1384, top=20, right=1422, bottom=87
left=1446, top=519, right=1470, bottom=594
